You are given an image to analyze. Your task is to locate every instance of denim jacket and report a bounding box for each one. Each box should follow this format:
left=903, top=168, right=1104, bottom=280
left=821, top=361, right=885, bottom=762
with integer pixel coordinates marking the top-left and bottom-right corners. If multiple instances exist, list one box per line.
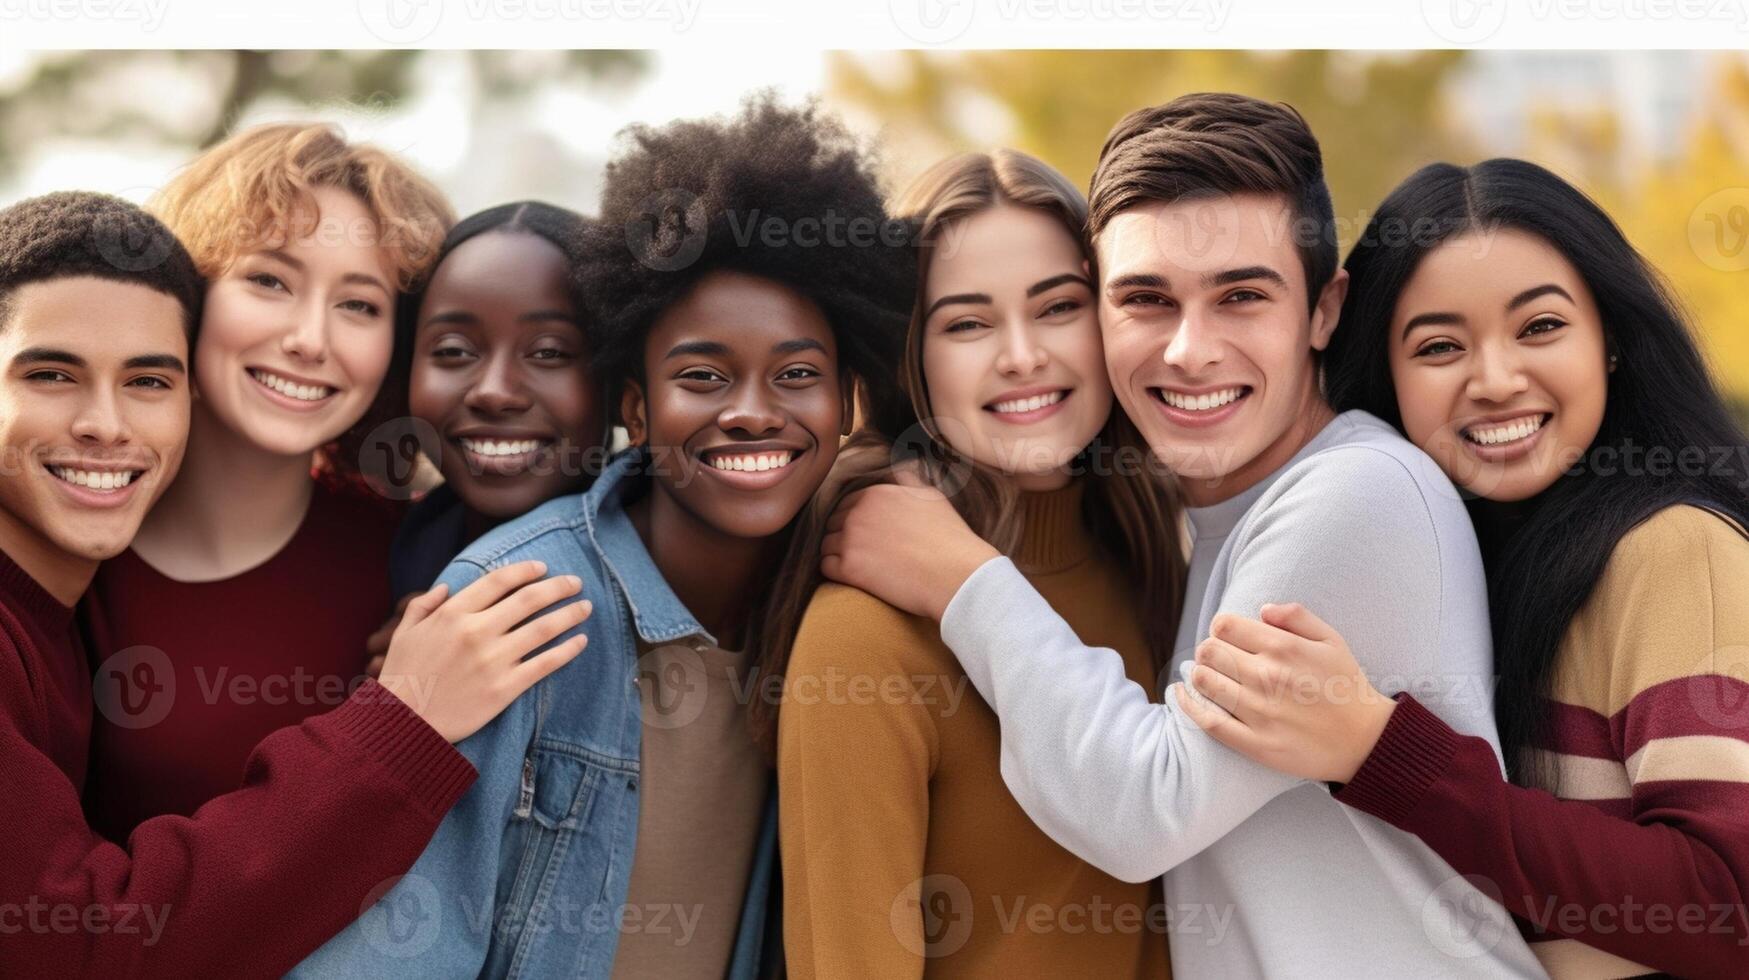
left=292, top=450, right=779, bottom=979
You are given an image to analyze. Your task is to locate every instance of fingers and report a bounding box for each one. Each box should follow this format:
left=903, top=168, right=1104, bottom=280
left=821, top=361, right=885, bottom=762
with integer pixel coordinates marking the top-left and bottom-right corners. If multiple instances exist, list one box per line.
left=482, top=574, right=585, bottom=635
left=820, top=550, right=844, bottom=584
left=1194, top=636, right=1267, bottom=691
left=1188, top=662, right=1254, bottom=723
left=510, top=632, right=590, bottom=691
left=1209, top=611, right=1300, bottom=660
left=397, top=583, right=449, bottom=629
left=1175, top=681, right=1242, bottom=740
left=364, top=654, right=385, bottom=679
left=445, top=560, right=548, bottom=615
left=1260, top=602, right=1338, bottom=644
left=501, top=599, right=593, bottom=661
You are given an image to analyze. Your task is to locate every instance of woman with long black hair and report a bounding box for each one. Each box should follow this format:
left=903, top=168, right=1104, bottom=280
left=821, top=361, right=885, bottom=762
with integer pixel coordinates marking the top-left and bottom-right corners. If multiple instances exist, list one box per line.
left=1178, top=158, right=1749, bottom=978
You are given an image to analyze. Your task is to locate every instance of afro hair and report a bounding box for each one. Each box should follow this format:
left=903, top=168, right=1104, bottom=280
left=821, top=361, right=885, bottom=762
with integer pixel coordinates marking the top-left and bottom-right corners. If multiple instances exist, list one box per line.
left=0, top=190, right=203, bottom=337
left=580, top=92, right=916, bottom=432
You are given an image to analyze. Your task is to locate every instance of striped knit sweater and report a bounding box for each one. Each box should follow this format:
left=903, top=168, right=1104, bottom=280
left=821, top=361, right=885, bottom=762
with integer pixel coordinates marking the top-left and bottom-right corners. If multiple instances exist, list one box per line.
left=1336, top=504, right=1749, bottom=979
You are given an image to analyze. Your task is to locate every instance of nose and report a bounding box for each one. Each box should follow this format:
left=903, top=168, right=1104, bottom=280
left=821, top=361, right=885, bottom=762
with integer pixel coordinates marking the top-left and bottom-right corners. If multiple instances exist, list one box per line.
left=993, top=318, right=1049, bottom=377
left=717, top=381, right=785, bottom=437
left=280, top=297, right=329, bottom=365
left=1161, top=305, right=1220, bottom=374
left=464, top=352, right=532, bottom=416
left=70, top=384, right=129, bottom=446
left=1464, top=338, right=1530, bottom=404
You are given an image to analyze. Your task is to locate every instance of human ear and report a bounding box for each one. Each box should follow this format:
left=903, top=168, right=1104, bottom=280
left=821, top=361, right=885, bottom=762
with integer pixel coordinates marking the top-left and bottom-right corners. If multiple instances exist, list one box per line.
left=840, top=373, right=856, bottom=437
left=620, top=380, right=648, bottom=447
left=1309, top=268, right=1349, bottom=352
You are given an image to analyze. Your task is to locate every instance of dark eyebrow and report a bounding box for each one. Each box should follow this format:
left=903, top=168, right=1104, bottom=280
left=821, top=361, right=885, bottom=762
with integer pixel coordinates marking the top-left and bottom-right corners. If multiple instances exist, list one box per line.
left=1025, top=273, right=1091, bottom=298
left=1104, top=273, right=1169, bottom=297
left=924, top=292, right=992, bottom=320
left=1401, top=311, right=1464, bottom=340
left=12, top=348, right=183, bottom=372
left=422, top=310, right=479, bottom=329
left=773, top=338, right=828, bottom=357
left=124, top=354, right=186, bottom=373
left=520, top=309, right=581, bottom=326
left=13, top=347, right=85, bottom=368
left=1204, top=265, right=1288, bottom=289
left=664, top=340, right=731, bottom=360
left=1507, top=283, right=1574, bottom=312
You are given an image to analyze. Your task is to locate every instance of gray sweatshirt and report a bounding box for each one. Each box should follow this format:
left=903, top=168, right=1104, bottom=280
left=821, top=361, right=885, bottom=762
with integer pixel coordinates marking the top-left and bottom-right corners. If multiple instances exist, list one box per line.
left=938, top=410, right=1545, bottom=978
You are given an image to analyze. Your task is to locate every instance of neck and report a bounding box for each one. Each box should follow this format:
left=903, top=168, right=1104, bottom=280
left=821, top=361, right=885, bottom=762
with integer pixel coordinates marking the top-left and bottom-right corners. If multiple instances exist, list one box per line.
left=628, top=486, right=774, bottom=643
left=1182, top=378, right=1336, bottom=508
left=0, top=511, right=95, bottom=607
left=131, top=402, right=315, bottom=579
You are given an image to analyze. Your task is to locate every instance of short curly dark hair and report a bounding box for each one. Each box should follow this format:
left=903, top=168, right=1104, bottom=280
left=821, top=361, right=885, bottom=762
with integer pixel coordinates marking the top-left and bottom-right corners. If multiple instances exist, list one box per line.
left=581, top=92, right=915, bottom=431
left=0, top=191, right=203, bottom=337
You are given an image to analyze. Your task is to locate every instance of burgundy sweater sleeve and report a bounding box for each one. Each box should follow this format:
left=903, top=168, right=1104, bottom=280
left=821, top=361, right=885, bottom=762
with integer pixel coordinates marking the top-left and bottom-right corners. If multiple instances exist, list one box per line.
left=1336, top=693, right=1749, bottom=979
left=0, top=652, right=476, bottom=979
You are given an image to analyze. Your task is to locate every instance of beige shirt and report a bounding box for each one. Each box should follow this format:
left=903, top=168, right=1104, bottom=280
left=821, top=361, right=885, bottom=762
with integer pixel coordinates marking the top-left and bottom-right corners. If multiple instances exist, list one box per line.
left=611, top=637, right=771, bottom=980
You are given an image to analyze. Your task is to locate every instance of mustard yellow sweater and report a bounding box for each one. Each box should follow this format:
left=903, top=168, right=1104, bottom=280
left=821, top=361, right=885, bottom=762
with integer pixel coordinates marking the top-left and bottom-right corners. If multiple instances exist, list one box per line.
left=778, top=481, right=1171, bottom=979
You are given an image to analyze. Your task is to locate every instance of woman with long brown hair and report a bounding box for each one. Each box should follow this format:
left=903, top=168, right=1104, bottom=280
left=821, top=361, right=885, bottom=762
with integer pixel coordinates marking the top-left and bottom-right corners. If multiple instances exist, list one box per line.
left=754, top=149, right=1184, bottom=978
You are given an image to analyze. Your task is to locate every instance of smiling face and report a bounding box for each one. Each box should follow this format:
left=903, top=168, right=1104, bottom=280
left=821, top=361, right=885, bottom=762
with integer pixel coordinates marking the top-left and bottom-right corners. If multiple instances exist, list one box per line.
left=1095, top=192, right=1346, bottom=506
left=193, top=185, right=399, bottom=458
left=0, top=276, right=190, bottom=564
left=409, top=230, right=601, bottom=521
left=919, top=203, right=1110, bottom=492
left=1389, top=227, right=1609, bottom=503
left=620, top=269, right=846, bottom=541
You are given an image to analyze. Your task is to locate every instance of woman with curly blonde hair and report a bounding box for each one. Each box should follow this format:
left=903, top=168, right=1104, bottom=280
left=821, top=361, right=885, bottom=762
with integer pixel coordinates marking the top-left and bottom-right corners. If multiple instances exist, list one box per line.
left=81, top=123, right=588, bottom=868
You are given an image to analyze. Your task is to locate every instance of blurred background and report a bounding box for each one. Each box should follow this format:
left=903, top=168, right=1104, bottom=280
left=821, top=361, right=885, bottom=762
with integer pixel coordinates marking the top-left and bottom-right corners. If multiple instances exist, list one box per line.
left=1, top=49, right=1744, bottom=411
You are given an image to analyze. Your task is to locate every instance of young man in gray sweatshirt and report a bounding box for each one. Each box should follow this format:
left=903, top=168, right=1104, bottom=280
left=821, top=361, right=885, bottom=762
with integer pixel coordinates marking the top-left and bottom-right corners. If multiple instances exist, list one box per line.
left=820, top=93, right=1545, bottom=978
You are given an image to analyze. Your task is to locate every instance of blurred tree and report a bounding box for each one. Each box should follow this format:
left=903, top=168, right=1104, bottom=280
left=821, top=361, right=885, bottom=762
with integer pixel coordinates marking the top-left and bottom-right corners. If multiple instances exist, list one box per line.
left=0, top=50, right=646, bottom=182
left=1523, top=59, right=1749, bottom=403
left=827, top=49, right=1477, bottom=255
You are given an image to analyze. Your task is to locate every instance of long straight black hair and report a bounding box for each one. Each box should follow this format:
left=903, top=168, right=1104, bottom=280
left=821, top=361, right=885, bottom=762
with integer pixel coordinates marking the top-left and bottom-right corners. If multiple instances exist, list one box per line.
left=1324, top=158, right=1749, bottom=778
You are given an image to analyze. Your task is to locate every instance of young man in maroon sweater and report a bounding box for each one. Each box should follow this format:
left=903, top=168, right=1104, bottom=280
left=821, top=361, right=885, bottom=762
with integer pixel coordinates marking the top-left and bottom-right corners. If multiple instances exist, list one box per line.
left=0, top=192, right=592, bottom=977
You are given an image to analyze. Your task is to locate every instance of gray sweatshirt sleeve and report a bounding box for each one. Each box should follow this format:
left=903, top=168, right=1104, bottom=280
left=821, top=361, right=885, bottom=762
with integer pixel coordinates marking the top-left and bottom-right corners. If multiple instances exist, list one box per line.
left=938, top=445, right=1465, bottom=883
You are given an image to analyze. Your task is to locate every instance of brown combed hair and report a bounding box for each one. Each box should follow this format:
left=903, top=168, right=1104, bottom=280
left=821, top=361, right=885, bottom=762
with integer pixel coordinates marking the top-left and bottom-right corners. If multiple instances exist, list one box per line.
left=150, top=122, right=456, bottom=480
left=748, top=148, right=1187, bottom=755
left=1089, top=92, right=1337, bottom=313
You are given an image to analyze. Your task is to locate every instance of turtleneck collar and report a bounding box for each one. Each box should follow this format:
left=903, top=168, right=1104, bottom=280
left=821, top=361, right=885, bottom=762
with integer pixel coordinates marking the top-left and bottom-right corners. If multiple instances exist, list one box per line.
left=1009, top=479, right=1096, bottom=574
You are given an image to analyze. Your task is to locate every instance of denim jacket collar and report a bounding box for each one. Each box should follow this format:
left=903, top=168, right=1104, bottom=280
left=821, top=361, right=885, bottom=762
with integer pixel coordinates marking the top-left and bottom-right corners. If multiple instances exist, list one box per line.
left=582, top=449, right=718, bottom=650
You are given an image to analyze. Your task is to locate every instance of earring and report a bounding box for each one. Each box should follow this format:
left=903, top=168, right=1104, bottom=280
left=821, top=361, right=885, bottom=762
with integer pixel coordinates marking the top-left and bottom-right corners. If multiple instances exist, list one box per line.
left=1608, top=353, right=1620, bottom=372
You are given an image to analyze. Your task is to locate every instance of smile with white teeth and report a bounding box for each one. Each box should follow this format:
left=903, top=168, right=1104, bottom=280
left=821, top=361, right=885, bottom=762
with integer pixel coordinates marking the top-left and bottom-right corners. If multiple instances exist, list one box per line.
left=989, top=390, right=1066, bottom=414
left=48, top=466, right=141, bottom=492
left=707, top=450, right=798, bottom=473
left=1158, top=386, right=1247, bottom=412
left=1463, top=413, right=1549, bottom=446
left=250, top=369, right=335, bottom=402
left=461, top=438, right=546, bottom=457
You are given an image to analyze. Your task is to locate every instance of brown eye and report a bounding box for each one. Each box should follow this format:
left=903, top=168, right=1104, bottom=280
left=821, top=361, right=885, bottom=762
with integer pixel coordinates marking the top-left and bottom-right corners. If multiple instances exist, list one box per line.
left=1522, top=317, right=1566, bottom=337
left=1414, top=340, right=1461, bottom=358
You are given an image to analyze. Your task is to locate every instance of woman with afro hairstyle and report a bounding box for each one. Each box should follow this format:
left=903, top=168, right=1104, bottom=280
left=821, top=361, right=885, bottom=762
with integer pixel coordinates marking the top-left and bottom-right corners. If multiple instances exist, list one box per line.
left=291, top=92, right=913, bottom=980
